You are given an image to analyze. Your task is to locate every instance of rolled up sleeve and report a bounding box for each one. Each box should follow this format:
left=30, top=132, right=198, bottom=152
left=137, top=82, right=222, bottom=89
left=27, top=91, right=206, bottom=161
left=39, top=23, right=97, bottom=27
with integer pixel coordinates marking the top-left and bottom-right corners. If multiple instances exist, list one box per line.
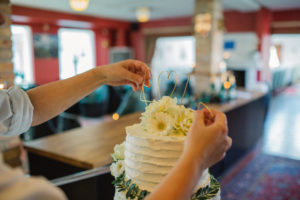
left=0, top=86, right=33, bottom=137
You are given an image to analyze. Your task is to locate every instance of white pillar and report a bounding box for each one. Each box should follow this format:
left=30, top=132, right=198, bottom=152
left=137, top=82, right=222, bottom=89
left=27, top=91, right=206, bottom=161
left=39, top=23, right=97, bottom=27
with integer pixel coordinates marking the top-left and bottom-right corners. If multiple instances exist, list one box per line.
left=192, top=0, right=224, bottom=98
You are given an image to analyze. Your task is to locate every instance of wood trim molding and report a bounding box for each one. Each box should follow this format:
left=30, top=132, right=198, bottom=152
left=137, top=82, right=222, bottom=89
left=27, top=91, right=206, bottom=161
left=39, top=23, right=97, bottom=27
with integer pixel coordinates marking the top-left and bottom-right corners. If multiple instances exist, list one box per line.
left=271, top=21, right=300, bottom=28
left=142, top=25, right=193, bottom=36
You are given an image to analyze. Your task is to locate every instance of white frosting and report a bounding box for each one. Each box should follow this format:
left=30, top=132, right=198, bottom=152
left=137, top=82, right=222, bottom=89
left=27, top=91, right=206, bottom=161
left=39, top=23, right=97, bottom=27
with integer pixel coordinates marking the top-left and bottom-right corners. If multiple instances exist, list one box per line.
left=124, top=124, right=210, bottom=192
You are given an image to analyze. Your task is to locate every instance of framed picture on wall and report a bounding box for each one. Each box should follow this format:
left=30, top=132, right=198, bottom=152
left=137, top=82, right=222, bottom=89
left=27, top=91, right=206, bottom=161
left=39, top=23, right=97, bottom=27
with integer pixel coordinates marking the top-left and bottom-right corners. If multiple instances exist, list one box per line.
left=33, top=34, right=58, bottom=58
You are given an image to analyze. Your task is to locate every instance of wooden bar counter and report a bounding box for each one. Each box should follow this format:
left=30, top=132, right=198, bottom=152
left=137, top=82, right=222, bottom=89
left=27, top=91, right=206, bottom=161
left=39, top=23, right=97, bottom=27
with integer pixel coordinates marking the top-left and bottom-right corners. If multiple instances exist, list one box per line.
left=208, top=89, right=269, bottom=176
left=208, top=89, right=266, bottom=113
left=24, top=112, right=141, bottom=170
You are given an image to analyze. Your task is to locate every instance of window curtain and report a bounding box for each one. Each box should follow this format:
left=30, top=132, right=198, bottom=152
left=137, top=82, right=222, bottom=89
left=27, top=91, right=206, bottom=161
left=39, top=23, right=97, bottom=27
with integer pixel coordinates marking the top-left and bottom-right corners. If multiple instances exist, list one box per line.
left=143, top=25, right=193, bottom=66
left=144, top=35, right=158, bottom=66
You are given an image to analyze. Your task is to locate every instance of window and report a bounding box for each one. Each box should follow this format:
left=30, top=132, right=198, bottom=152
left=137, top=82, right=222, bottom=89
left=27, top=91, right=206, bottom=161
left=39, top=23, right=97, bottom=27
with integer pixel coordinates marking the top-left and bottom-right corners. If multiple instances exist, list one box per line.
left=270, top=34, right=300, bottom=68
left=11, top=25, right=34, bottom=85
left=58, top=28, right=95, bottom=79
left=151, top=36, right=195, bottom=97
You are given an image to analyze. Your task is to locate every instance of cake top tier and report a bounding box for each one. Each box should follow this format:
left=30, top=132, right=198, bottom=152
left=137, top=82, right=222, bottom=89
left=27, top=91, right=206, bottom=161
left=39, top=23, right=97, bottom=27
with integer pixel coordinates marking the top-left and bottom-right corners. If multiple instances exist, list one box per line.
left=140, top=96, right=194, bottom=137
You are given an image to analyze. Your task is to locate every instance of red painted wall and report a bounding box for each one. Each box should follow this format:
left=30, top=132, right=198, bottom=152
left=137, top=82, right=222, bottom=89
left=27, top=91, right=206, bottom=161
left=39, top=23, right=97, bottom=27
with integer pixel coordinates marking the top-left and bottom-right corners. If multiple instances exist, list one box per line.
left=11, top=5, right=131, bottom=85
left=12, top=6, right=130, bottom=29
left=34, top=58, right=60, bottom=84
left=271, top=9, right=300, bottom=34
left=129, top=31, right=144, bottom=61
left=94, top=29, right=111, bottom=66
left=224, top=11, right=257, bottom=32
left=115, top=29, right=127, bottom=47
left=30, top=24, right=60, bottom=85
left=272, top=9, right=300, bottom=22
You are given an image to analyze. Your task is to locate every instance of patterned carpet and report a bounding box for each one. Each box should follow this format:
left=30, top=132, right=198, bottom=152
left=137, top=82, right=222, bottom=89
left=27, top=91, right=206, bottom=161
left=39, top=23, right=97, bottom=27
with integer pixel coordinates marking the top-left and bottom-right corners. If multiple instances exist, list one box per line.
left=220, top=83, right=300, bottom=200
left=220, top=151, right=300, bottom=200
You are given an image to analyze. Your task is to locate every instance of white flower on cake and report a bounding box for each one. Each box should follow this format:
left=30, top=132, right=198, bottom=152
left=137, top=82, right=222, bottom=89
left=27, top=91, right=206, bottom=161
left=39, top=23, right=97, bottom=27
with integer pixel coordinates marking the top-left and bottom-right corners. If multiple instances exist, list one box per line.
left=174, top=106, right=194, bottom=135
left=110, top=160, right=124, bottom=178
left=141, top=96, right=194, bottom=136
left=111, top=142, right=125, bottom=162
left=146, top=112, right=174, bottom=135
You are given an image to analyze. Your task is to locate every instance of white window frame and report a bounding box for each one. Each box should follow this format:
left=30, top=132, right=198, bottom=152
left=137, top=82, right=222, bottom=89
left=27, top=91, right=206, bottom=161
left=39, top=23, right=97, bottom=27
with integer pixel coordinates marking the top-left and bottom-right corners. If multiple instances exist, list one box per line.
left=11, top=25, right=34, bottom=85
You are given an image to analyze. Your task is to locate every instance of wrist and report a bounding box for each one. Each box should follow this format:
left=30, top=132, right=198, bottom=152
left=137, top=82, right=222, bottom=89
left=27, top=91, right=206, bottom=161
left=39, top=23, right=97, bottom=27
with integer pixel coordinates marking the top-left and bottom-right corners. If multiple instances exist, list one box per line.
left=180, top=150, right=206, bottom=177
left=94, top=66, right=108, bottom=85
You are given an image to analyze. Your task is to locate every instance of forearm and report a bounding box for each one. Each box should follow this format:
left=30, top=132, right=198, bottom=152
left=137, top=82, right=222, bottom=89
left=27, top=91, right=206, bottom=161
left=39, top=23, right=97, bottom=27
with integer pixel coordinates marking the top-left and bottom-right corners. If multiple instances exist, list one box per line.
left=27, top=67, right=105, bottom=126
left=147, top=152, right=205, bottom=200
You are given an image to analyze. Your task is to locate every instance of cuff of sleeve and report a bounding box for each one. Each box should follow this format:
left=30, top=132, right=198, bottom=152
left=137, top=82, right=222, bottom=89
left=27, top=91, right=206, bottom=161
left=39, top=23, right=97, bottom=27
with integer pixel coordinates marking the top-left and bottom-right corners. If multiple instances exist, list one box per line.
left=5, top=86, right=33, bottom=136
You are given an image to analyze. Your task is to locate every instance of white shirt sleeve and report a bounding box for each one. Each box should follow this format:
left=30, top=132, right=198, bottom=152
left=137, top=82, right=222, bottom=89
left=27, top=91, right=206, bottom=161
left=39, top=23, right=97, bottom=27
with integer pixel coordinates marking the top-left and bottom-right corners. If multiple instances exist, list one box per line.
left=0, top=86, right=33, bottom=137
left=0, top=86, right=67, bottom=199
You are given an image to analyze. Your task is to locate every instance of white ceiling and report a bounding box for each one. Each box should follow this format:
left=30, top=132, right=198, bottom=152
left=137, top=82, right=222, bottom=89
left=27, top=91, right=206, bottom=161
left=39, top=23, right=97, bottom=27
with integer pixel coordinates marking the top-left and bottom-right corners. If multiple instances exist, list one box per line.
left=10, top=0, right=300, bottom=22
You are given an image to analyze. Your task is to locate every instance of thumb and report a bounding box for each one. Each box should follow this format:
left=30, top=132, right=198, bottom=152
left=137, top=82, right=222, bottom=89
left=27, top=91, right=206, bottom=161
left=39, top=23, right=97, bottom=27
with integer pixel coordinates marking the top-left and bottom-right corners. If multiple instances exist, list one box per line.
left=122, top=68, right=143, bottom=85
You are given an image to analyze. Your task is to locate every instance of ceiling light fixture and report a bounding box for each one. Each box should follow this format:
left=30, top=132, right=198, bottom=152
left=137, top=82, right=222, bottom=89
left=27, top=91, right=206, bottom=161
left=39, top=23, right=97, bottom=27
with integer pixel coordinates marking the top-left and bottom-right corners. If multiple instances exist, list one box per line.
left=136, top=7, right=151, bottom=23
left=70, top=0, right=89, bottom=12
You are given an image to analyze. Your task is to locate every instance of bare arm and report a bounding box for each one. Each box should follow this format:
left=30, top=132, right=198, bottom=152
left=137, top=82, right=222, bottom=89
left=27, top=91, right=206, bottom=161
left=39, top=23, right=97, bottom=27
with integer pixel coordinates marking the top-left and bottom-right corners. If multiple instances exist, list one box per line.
left=27, top=60, right=150, bottom=126
left=147, top=110, right=232, bottom=200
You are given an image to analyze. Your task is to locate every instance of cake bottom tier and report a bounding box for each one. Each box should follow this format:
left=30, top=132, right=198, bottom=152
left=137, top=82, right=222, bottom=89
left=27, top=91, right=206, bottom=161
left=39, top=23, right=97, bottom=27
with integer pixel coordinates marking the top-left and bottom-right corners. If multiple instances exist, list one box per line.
left=113, top=175, right=221, bottom=200
left=114, top=190, right=221, bottom=200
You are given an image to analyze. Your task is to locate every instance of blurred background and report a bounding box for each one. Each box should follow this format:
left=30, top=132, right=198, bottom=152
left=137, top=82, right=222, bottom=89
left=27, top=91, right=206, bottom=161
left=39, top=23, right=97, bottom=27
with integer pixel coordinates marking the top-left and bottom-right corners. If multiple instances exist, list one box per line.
left=0, top=0, right=300, bottom=199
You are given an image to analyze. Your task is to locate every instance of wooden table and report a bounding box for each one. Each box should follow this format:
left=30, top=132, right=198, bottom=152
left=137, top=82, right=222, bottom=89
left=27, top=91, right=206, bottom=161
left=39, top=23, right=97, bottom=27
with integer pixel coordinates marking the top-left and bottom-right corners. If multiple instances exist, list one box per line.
left=24, top=112, right=141, bottom=170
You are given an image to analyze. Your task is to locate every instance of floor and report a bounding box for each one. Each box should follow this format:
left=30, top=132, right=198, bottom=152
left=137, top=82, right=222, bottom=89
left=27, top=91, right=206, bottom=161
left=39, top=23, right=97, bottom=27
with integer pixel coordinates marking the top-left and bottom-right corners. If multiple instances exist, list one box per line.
left=220, top=83, right=300, bottom=200
left=263, top=83, right=300, bottom=160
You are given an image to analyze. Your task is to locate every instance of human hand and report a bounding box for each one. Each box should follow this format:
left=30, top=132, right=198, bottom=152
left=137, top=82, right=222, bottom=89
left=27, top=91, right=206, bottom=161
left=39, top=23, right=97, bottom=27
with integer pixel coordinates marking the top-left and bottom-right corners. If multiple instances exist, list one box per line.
left=184, top=109, right=232, bottom=170
left=99, top=59, right=151, bottom=91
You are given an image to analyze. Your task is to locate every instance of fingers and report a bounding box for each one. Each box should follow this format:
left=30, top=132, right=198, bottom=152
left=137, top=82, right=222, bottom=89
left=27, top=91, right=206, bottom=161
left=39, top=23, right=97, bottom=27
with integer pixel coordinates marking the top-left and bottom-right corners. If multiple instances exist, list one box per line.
left=194, top=109, right=224, bottom=127
left=203, top=109, right=214, bottom=120
left=193, top=110, right=205, bottom=127
left=136, top=71, right=146, bottom=91
left=122, top=68, right=143, bottom=87
left=205, top=118, right=214, bottom=126
left=215, top=136, right=231, bottom=163
left=134, top=60, right=151, bottom=87
left=211, top=110, right=228, bottom=134
left=221, top=136, right=232, bottom=160
left=127, top=82, right=137, bottom=91
left=125, top=60, right=151, bottom=88
left=222, top=152, right=226, bottom=160
left=217, top=110, right=228, bottom=127
left=203, top=109, right=214, bottom=126
left=226, top=136, right=232, bottom=151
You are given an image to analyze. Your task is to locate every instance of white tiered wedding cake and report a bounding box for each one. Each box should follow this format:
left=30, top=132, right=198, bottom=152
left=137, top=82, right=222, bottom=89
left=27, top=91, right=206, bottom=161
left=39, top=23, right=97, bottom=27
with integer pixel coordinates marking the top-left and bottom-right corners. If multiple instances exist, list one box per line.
left=110, top=97, right=220, bottom=200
